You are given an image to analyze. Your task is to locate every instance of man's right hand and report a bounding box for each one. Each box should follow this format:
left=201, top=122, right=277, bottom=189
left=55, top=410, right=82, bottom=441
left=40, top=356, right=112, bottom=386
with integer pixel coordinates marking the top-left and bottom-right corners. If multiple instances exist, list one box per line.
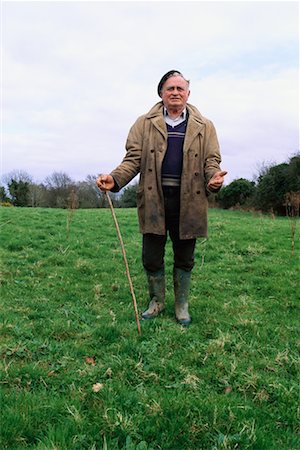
left=96, top=174, right=115, bottom=192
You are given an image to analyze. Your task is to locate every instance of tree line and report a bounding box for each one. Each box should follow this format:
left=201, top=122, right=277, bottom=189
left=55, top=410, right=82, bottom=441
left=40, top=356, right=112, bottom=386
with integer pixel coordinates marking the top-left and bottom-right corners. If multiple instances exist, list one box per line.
left=1, top=153, right=299, bottom=216
left=0, top=171, right=136, bottom=210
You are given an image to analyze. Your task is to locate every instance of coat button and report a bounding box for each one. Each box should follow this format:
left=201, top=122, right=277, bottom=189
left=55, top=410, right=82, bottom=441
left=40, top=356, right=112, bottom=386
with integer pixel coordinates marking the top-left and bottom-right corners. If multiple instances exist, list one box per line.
left=195, top=172, right=199, bottom=176
left=149, top=168, right=152, bottom=172
left=150, top=149, right=154, bottom=153
left=195, top=153, right=198, bottom=157
left=148, top=186, right=152, bottom=190
left=196, top=190, right=200, bottom=194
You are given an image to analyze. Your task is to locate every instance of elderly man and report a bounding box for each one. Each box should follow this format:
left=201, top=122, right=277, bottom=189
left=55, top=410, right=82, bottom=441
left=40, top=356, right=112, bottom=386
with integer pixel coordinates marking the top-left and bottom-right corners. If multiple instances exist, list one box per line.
left=97, top=70, right=226, bottom=326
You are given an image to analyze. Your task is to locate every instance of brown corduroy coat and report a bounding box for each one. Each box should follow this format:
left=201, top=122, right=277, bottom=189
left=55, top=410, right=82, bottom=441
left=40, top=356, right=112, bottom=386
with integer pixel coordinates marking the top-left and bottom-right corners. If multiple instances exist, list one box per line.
left=111, top=101, right=222, bottom=239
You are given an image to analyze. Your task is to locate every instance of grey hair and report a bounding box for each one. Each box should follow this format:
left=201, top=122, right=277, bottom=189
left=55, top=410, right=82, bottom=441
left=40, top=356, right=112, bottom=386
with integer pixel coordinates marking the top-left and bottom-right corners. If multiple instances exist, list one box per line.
left=163, top=72, right=190, bottom=87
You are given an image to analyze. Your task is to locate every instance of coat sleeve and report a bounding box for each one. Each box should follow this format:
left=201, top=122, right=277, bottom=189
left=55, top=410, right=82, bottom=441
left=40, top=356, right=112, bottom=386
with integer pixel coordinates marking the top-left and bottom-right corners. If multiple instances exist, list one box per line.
left=203, top=120, right=222, bottom=193
left=110, top=116, right=144, bottom=191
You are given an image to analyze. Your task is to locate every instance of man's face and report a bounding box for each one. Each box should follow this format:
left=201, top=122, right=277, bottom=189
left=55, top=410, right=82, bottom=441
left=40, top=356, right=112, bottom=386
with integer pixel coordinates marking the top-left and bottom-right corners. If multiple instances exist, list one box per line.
left=160, top=76, right=190, bottom=111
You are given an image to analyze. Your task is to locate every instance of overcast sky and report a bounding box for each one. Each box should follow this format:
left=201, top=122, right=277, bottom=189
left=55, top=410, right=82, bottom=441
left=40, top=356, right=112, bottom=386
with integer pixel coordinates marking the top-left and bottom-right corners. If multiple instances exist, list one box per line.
left=2, top=0, right=299, bottom=186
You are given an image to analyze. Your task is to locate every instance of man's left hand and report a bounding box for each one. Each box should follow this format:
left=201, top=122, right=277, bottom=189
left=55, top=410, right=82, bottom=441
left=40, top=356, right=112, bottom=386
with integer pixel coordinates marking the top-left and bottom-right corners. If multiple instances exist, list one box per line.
left=207, top=171, right=228, bottom=190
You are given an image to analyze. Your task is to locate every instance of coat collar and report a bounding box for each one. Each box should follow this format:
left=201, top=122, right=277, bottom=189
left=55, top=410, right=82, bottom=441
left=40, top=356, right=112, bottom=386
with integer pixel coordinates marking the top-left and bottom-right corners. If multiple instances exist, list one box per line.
left=184, top=105, right=206, bottom=151
left=146, top=101, right=206, bottom=144
left=146, top=102, right=167, bottom=138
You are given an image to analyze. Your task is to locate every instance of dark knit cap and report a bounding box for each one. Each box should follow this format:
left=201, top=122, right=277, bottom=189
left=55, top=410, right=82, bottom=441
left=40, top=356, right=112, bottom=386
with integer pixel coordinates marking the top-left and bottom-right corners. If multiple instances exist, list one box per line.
left=157, top=70, right=183, bottom=97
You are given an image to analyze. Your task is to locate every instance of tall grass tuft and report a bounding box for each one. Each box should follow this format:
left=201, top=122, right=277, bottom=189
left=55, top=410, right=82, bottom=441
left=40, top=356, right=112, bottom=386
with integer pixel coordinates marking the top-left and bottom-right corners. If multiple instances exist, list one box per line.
left=284, top=191, right=300, bottom=255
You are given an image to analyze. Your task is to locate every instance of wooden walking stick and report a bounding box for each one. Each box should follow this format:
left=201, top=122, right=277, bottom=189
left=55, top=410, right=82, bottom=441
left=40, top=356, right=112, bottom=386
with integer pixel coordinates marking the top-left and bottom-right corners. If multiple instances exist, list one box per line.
left=105, top=191, right=141, bottom=335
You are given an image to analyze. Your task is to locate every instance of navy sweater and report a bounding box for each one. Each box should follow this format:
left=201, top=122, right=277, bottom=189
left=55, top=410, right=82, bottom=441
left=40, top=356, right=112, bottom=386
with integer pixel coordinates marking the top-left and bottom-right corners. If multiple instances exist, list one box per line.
left=161, top=120, right=187, bottom=186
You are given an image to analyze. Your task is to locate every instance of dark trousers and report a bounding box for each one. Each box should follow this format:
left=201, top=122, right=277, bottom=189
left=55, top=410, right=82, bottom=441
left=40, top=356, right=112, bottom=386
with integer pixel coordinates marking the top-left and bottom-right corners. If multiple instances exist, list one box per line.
left=142, top=186, right=196, bottom=273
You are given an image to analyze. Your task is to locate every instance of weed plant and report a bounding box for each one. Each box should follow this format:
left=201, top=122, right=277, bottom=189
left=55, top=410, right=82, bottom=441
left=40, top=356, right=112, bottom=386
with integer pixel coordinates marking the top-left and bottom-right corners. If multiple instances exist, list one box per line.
left=0, top=207, right=299, bottom=449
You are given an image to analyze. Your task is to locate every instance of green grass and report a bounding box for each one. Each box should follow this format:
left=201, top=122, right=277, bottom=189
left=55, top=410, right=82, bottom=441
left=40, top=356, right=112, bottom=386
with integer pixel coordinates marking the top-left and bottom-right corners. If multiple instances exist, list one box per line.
left=0, top=206, right=299, bottom=450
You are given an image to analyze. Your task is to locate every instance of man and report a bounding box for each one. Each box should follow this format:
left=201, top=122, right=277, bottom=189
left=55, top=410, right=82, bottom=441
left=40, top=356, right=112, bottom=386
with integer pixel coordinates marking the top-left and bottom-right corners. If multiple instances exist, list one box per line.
left=97, top=70, right=226, bottom=326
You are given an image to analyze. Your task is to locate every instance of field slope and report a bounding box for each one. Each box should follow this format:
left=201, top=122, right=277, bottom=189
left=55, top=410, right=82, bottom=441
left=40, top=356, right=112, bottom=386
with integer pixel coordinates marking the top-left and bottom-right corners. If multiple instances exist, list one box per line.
left=0, top=207, right=299, bottom=449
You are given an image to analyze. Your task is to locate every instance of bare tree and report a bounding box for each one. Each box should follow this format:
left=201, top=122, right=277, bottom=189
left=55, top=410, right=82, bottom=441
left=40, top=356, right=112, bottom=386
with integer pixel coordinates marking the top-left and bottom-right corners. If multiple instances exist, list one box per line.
left=76, top=174, right=103, bottom=208
left=44, top=171, right=74, bottom=208
left=3, top=170, right=33, bottom=185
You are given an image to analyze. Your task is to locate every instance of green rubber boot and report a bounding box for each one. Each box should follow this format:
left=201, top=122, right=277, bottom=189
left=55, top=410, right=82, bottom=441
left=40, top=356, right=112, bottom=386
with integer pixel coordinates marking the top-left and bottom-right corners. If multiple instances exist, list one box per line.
left=173, top=268, right=192, bottom=326
left=142, top=269, right=165, bottom=320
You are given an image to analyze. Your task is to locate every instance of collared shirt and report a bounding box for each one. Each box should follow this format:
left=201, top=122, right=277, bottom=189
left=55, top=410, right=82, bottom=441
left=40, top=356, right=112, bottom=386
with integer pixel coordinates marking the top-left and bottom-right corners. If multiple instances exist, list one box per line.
left=163, top=107, right=187, bottom=128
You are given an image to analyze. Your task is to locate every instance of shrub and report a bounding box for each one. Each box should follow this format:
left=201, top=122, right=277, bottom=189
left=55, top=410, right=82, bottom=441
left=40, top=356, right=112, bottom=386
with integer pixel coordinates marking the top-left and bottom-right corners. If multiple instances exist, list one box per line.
left=255, top=154, right=300, bottom=215
left=217, top=178, right=256, bottom=209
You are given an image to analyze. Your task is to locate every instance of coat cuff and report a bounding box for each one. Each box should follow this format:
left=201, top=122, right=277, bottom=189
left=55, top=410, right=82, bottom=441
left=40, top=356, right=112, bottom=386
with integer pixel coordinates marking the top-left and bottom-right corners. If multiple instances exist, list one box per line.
left=206, top=184, right=221, bottom=195
left=110, top=176, right=120, bottom=193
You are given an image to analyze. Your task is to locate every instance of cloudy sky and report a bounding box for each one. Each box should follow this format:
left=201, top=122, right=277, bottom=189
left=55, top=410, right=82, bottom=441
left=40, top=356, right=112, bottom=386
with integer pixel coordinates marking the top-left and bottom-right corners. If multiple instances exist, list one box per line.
left=2, top=0, right=299, bottom=185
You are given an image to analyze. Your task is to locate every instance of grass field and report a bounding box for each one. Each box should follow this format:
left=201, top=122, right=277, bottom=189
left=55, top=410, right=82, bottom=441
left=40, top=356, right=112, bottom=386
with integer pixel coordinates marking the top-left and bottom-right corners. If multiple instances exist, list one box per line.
left=0, top=206, right=299, bottom=450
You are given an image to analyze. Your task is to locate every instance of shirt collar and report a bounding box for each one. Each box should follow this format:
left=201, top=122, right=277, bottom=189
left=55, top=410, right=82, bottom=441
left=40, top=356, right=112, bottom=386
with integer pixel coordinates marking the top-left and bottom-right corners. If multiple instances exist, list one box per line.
left=163, top=107, right=187, bottom=121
